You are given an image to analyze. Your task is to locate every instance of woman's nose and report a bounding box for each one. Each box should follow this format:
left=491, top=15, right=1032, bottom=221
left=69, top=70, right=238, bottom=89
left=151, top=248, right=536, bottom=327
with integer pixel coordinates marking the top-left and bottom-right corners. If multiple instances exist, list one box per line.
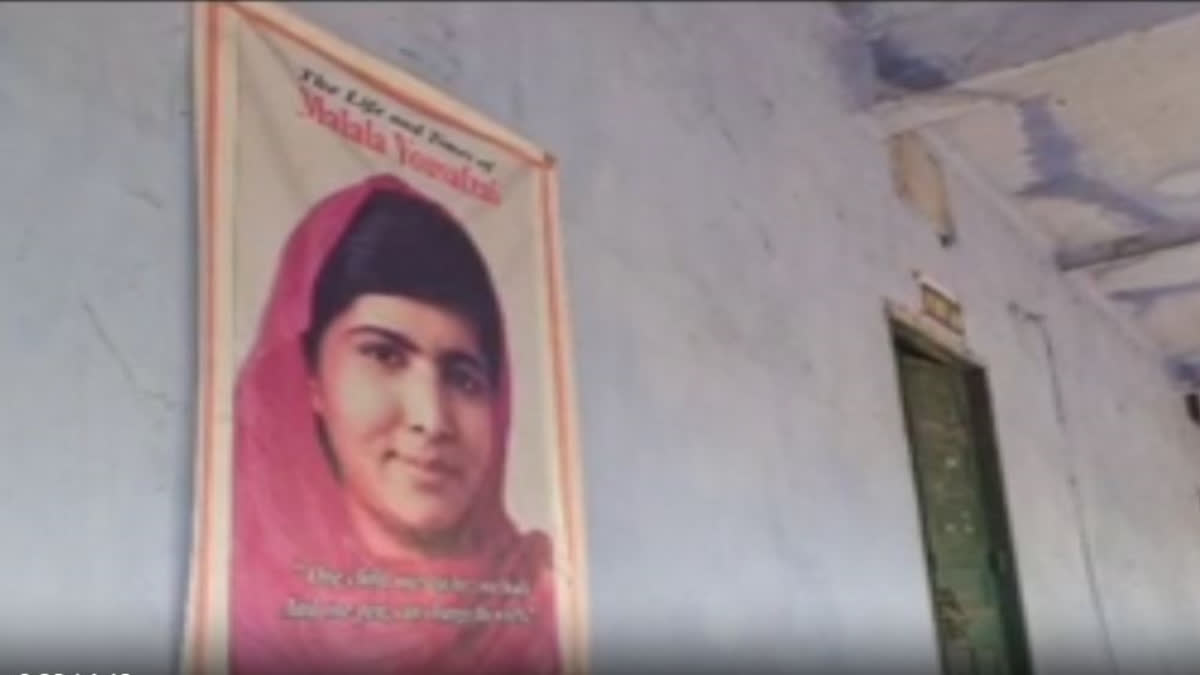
left=396, top=365, right=451, bottom=437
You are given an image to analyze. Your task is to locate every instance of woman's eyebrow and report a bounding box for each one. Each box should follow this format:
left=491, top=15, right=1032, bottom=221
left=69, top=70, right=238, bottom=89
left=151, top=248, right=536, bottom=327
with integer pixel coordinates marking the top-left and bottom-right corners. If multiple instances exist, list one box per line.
left=346, top=325, right=421, bottom=354
left=347, top=324, right=489, bottom=377
left=441, top=350, right=489, bottom=379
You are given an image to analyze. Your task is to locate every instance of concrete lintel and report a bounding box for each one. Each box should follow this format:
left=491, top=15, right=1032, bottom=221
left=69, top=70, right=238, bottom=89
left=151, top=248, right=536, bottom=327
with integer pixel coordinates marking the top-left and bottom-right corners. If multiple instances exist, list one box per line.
left=1056, top=226, right=1200, bottom=271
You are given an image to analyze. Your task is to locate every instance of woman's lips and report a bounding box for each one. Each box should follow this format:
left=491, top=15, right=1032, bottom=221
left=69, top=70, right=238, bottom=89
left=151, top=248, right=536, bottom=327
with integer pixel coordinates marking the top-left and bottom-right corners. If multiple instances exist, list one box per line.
left=389, top=453, right=462, bottom=488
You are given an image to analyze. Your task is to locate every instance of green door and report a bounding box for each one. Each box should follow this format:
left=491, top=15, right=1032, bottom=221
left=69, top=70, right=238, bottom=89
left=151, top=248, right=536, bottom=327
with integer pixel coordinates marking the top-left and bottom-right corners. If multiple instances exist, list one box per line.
left=896, top=343, right=1031, bottom=675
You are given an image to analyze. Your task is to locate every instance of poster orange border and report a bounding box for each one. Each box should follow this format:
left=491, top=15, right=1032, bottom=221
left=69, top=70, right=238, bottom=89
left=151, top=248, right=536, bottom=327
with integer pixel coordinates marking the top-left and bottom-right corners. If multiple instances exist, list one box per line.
left=182, top=3, right=590, bottom=673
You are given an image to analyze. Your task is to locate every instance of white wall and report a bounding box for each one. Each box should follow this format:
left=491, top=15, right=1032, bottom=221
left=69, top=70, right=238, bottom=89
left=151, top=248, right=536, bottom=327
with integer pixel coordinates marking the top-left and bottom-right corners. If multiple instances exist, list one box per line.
left=1, top=2, right=1197, bottom=673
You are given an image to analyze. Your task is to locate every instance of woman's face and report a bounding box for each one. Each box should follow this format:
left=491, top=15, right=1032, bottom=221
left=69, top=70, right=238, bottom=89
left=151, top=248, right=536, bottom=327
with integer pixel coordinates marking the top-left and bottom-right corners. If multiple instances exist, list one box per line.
left=309, top=293, right=499, bottom=548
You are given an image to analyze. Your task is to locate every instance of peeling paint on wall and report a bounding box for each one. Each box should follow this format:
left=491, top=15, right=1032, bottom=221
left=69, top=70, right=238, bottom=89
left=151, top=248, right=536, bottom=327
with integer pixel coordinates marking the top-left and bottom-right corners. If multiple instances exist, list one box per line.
left=1016, top=96, right=1175, bottom=230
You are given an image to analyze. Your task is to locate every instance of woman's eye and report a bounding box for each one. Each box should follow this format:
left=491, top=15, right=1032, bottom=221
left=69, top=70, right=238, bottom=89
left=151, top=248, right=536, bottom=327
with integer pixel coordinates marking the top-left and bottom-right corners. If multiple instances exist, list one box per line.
left=447, top=367, right=486, bottom=396
left=359, top=342, right=404, bottom=368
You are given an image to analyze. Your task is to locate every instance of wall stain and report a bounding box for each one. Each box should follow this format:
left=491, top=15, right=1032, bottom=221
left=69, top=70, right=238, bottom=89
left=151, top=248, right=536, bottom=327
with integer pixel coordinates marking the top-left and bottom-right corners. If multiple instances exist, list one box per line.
left=81, top=298, right=179, bottom=412
left=394, top=43, right=461, bottom=85
left=438, top=19, right=457, bottom=43
left=395, top=46, right=423, bottom=62
left=831, top=1, right=953, bottom=94
left=868, top=34, right=951, bottom=92
left=1166, top=354, right=1200, bottom=388
left=717, top=121, right=739, bottom=155
left=127, top=186, right=164, bottom=211
left=699, top=100, right=741, bottom=158
left=757, top=224, right=775, bottom=257
left=760, top=95, right=776, bottom=120
left=730, top=196, right=775, bottom=259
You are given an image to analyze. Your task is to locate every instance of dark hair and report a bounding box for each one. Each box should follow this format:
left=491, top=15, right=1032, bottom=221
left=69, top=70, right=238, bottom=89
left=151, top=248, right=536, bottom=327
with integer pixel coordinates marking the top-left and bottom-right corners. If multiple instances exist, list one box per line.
left=301, top=188, right=504, bottom=384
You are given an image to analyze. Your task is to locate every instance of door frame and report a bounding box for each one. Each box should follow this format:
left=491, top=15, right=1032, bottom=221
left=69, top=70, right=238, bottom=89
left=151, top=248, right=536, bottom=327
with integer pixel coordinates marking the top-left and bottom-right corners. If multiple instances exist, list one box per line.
left=885, top=301, right=1035, bottom=674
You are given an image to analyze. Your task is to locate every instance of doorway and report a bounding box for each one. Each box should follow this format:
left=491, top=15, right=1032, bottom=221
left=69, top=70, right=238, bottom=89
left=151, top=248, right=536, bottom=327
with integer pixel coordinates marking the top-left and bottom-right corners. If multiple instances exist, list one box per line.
left=891, top=321, right=1032, bottom=675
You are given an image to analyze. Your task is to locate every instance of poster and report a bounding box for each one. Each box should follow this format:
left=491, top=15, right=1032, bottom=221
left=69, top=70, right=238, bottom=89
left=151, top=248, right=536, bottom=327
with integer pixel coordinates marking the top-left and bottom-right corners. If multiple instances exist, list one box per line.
left=183, top=3, right=588, bottom=673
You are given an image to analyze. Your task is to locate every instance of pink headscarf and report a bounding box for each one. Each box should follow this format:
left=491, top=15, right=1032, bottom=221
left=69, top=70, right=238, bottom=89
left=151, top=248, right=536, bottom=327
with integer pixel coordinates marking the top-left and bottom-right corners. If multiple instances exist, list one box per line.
left=229, top=174, right=560, bottom=674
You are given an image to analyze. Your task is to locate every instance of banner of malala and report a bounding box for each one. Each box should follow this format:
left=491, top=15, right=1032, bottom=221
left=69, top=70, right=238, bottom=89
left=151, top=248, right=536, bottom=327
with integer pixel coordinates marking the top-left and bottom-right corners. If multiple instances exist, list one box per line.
left=183, top=3, right=589, bottom=673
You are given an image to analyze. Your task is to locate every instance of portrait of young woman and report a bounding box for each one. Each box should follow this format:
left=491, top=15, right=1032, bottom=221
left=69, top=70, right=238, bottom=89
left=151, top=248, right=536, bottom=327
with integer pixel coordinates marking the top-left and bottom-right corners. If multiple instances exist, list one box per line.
left=228, top=173, right=562, bottom=674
